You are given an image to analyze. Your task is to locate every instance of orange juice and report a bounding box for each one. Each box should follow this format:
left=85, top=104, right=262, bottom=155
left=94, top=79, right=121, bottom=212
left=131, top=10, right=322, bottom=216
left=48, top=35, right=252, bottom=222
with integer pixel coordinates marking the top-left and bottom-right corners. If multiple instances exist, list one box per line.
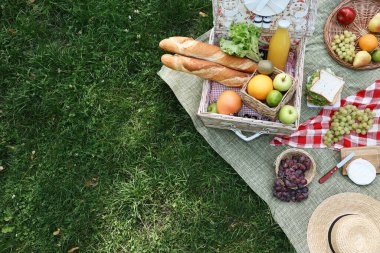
left=267, top=20, right=291, bottom=70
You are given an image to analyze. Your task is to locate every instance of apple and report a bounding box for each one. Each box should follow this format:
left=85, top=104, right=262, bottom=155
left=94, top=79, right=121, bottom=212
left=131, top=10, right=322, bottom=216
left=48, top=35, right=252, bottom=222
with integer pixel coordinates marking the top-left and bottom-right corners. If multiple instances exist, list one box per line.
left=273, top=73, right=293, bottom=92
left=279, top=105, right=298, bottom=125
left=336, top=7, right=356, bottom=26
left=266, top=90, right=283, bottom=107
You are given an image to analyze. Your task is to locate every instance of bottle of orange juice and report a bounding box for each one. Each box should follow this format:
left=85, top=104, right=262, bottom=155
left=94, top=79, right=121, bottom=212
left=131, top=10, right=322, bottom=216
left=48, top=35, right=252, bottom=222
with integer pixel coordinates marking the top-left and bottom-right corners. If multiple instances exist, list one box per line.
left=267, top=20, right=291, bottom=70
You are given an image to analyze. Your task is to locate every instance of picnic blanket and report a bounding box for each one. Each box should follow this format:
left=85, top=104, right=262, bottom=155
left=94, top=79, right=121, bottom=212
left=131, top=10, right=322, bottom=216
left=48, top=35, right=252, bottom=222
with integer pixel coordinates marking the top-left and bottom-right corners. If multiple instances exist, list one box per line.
left=158, top=0, right=380, bottom=252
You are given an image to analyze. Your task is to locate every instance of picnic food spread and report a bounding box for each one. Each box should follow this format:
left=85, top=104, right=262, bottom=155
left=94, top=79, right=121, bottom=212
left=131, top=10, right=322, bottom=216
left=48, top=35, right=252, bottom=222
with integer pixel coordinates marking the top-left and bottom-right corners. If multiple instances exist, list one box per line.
left=159, top=0, right=379, bottom=251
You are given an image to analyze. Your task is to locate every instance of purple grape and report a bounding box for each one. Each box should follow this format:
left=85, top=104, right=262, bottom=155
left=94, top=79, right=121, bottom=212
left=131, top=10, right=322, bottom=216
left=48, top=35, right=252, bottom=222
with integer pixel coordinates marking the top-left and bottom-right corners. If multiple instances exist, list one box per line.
left=287, top=168, right=295, bottom=174
left=299, top=156, right=306, bottom=162
left=304, top=160, right=311, bottom=170
left=274, top=179, right=283, bottom=187
left=298, top=164, right=306, bottom=171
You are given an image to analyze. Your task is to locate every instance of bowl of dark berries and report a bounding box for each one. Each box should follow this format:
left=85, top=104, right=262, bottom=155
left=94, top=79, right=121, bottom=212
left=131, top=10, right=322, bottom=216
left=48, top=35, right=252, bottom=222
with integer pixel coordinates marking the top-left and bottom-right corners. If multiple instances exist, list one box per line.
left=273, top=149, right=316, bottom=202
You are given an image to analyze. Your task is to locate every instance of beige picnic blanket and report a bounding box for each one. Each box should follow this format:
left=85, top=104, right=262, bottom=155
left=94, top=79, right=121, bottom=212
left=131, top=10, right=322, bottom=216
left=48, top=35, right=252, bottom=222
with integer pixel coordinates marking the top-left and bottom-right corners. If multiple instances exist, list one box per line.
left=158, top=0, right=380, bottom=252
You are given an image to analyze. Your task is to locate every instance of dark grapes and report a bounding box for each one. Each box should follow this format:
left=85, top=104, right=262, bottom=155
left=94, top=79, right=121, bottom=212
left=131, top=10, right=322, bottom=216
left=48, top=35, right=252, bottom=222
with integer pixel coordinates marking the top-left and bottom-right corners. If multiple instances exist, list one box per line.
left=273, top=154, right=311, bottom=202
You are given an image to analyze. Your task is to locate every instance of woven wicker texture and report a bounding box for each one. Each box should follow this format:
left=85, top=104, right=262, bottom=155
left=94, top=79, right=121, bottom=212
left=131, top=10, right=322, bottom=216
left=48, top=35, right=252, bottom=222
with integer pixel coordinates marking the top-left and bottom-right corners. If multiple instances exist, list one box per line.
left=275, top=148, right=316, bottom=186
left=241, top=68, right=297, bottom=120
left=158, top=0, right=380, bottom=252
left=324, top=0, right=380, bottom=70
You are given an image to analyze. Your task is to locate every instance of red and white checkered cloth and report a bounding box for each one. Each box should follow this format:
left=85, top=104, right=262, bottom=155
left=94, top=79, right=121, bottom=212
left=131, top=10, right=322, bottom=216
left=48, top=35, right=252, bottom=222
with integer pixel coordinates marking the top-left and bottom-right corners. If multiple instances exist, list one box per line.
left=271, top=80, right=380, bottom=150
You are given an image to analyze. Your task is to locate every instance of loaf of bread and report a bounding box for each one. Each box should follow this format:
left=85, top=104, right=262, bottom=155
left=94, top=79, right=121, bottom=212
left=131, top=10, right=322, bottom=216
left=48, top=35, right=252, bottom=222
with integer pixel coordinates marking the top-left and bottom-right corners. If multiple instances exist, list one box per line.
left=159, top=37, right=257, bottom=73
left=161, top=54, right=250, bottom=87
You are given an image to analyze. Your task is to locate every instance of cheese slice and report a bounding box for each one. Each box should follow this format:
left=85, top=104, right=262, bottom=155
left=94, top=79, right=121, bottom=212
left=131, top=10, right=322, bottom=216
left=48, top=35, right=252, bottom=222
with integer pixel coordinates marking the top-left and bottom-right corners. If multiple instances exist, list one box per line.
left=309, top=70, right=345, bottom=105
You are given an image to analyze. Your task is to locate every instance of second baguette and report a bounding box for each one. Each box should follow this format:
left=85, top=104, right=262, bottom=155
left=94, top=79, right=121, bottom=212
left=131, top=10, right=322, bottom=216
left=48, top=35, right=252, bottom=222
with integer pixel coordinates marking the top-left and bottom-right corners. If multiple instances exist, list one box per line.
left=161, top=54, right=250, bottom=88
left=159, top=37, right=257, bottom=73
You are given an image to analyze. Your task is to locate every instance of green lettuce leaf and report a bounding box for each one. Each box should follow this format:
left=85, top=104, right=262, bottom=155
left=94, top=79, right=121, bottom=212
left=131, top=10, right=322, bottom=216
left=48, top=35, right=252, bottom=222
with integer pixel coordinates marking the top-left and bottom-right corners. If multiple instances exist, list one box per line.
left=220, top=23, right=262, bottom=62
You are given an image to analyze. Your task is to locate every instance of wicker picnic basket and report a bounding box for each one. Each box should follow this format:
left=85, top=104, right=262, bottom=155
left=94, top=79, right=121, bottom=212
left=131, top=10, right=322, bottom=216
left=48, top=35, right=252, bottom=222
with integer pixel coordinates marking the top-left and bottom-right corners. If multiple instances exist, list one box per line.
left=241, top=68, right=297, bottom=120
left=324, top=0, right=380, bottom=70
left=197, top=0, right=318, bottom=141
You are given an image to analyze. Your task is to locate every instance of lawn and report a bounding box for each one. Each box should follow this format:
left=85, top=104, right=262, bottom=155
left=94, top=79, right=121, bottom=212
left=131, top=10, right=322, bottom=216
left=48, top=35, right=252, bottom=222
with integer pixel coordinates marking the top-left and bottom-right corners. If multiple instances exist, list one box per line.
left=0, top=0, right=294, bottom=252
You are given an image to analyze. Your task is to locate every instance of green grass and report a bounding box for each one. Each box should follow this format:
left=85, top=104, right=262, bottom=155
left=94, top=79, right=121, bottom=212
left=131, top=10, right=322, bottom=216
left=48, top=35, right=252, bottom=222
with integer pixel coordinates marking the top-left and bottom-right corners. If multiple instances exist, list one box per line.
left=0, top=0, right=294, bottom=252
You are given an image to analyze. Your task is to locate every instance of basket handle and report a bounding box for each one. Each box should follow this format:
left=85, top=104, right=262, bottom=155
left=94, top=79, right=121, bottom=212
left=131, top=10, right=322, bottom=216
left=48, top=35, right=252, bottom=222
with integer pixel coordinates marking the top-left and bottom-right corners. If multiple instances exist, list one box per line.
left=231, top=128, right=269, bottom=142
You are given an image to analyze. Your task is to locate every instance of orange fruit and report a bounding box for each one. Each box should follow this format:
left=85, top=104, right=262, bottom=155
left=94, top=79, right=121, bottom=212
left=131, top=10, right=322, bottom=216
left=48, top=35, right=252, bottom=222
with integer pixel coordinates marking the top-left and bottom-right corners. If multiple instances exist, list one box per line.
left=358, top=34, right=379, bottom=52
left=216, top=90, right=242, bottom=115
left=247, top=74, right=273, bottom=100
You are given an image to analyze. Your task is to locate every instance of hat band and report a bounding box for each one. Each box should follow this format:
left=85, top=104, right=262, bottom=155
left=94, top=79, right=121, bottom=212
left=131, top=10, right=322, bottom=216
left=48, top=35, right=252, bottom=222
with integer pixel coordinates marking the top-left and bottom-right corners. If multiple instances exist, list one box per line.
left=327, top=214, right=355, bottom=253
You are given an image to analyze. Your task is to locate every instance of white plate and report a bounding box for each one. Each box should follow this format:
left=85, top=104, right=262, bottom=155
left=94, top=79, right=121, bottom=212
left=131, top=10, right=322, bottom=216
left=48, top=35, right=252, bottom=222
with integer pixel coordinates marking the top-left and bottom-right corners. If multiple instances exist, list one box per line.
left=244, top=0, right=290, bottom=16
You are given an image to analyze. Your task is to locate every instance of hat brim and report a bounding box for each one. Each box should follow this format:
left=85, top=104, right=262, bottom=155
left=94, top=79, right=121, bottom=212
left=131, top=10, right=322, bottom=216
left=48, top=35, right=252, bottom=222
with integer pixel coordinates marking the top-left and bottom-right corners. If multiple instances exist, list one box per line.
left=307, top=192, right=380, bottom=253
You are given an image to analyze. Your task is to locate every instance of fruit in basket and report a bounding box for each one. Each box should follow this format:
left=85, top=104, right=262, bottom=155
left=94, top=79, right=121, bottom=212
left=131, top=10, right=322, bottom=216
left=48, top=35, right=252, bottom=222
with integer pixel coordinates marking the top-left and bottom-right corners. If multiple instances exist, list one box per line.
left=207, top=102, right=218, bottom=113
left=279, top=105, right=298, bottom=125
left=353, top=51, right=371, bottom=68
left=372, top=50, right=380, bottom=63
left=336, top=7, right=356, bottom=26
left=247, top=74, right=273, bottom=100
left=257, top=60, right=274, bottom=75
left=216, top=90, right=242, bottom=115
left=323, top=105, right=375, bottom=147
left=368, top=13, right=380, bottom=33
left=266, top=90, right=283, bottom=107
left=273, top=73, right=293, bottom=92
left=273, top=155, right=311, bottom=202
left=330, top=31, right=356, bottom=63
left=358, top=34, right=379, bottom=52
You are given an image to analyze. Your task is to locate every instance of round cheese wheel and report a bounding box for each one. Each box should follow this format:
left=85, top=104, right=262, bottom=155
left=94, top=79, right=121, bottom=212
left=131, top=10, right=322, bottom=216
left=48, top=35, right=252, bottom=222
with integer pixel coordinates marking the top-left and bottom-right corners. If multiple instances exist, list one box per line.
left=346, top=158, right=376, bottom=186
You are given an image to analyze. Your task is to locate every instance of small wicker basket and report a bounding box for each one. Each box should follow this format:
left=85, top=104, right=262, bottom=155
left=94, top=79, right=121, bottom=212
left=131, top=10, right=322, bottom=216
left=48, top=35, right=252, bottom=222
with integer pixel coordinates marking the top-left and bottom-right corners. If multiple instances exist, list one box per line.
left=240, top=69, right=297, bottom=120
left=274, top=148, right=316, bottom=186
left=324, top=0, right=380, bottom=70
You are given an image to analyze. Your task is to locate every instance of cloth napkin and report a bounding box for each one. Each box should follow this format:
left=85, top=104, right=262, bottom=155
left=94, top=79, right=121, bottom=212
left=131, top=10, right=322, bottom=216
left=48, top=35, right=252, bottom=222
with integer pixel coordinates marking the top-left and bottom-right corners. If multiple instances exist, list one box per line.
left=271, top=80, right=380, bottom=150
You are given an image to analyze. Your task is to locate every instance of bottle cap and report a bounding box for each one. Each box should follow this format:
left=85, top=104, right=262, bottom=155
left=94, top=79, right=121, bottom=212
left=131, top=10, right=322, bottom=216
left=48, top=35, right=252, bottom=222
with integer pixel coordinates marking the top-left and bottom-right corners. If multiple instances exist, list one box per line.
left=278, top=19, right=290, bottom=28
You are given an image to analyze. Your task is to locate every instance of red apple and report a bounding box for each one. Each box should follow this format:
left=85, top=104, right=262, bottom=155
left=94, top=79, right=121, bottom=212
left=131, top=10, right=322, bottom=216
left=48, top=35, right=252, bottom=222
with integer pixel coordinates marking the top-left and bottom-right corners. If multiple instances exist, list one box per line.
left=336, top=7, right=356, bottom=25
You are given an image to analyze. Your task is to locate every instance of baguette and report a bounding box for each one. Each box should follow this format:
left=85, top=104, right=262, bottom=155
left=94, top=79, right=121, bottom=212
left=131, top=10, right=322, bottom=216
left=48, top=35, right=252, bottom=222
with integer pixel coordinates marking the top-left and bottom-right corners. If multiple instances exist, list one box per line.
left=159, top=37, right=257, bottom=73
left=161, top=54, right=250, bottom=87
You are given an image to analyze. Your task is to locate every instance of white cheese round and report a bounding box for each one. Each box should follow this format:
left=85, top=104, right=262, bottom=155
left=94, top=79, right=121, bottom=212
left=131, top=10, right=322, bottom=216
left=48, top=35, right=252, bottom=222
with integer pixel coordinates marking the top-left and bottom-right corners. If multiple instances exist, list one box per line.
left=346, top=158, right=376, bottom=186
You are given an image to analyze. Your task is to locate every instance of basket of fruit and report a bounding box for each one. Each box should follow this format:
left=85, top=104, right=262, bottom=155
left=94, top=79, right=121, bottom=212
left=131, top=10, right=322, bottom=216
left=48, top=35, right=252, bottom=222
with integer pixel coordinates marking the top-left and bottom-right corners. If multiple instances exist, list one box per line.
left=273, top=149, right=316, bottom=202
left=324, top=0, right=380, bottom=70
left=275, top=149, right=316, bottom=186
left=240, top=65, right=296, bottom=121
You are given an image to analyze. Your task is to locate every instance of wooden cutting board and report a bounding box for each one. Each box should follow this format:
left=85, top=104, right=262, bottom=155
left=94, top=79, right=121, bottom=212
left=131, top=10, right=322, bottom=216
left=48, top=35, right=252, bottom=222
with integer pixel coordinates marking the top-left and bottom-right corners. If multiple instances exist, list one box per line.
left=340, top=146, right=380, bottom=175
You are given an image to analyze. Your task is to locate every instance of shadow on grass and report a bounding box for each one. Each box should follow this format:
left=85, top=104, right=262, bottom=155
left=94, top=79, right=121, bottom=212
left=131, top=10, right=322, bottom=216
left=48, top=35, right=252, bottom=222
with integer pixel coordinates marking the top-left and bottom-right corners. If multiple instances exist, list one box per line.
left=0, top=0, right=294, bottom=252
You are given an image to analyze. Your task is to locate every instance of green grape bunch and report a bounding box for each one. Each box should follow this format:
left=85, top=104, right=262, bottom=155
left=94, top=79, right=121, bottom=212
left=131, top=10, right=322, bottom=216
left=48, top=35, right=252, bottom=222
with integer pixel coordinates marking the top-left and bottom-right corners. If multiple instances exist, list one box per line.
left=330, top=30, right=357, bottom=63
left=323, top=105, right=375, bottom=147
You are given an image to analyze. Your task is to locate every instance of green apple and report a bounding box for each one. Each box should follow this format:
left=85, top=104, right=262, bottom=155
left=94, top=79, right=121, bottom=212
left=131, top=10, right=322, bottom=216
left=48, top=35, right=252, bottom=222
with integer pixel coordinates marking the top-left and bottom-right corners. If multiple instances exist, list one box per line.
left=372, top=50, right=380, bottom=63
left=273, top=73, right=293, bottom=92
left=207, top=102, right=218, bottom=113
left=266, top=90, right=283, bottom=107
left=279, top=105, right=298, bottom=125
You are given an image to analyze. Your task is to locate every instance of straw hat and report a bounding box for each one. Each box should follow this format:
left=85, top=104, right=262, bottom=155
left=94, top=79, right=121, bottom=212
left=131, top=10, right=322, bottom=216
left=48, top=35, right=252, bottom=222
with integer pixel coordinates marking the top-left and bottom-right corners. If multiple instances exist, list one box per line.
left=307, top=192, right=380, bottom=253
